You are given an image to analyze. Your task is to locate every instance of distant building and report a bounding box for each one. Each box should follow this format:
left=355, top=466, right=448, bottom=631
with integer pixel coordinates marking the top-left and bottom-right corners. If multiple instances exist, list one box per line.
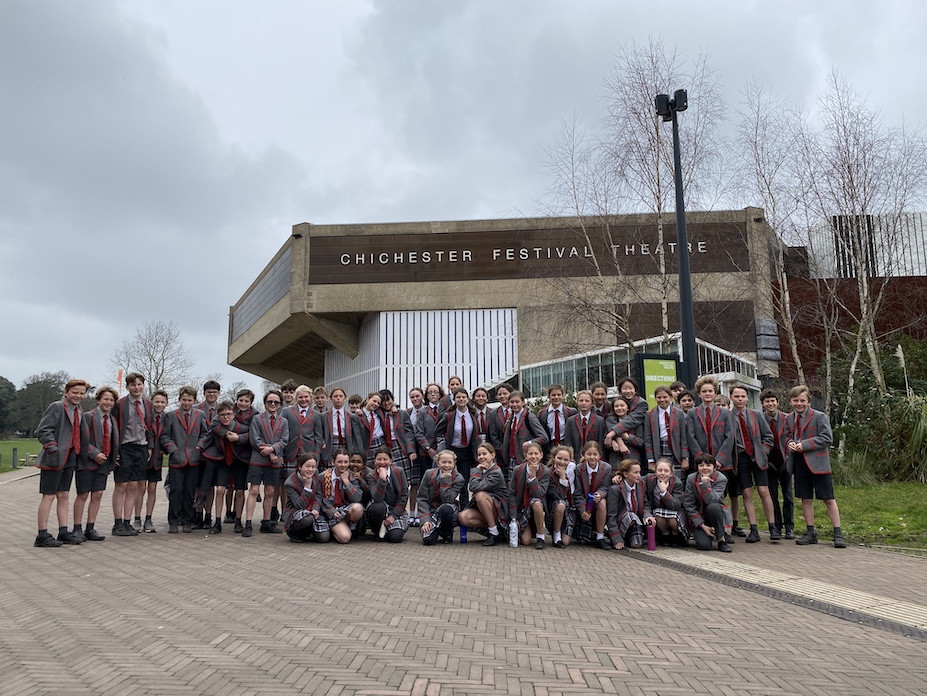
left=807, top=212, right=927, bottom=278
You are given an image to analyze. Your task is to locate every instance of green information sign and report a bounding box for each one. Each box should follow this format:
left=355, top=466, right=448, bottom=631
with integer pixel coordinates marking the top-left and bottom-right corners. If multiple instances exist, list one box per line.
left=637, top=355, right=680, bottom=409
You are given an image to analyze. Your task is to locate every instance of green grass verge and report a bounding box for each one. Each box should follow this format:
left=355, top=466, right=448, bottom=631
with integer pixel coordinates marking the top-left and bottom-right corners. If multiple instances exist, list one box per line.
left=0, top=439, right=43, bottom=474
left=751, top=482, right=927, bottom=549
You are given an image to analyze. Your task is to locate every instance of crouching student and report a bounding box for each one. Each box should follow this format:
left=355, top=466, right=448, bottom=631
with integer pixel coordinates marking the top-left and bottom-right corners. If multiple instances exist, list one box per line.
left=417, top=449, right=465, bottom=545
left=683, top=453, right=732, bottom=553
left=319, top=449, right=365, bottom=543
left=198, top=401, right=237, bottom=534
left=573, top=441, right=612, bottom=550
left=644, top=458, right=687, bottom=546
left=73, top=386, right=120, bottom=542
left=508, top=441, right=551, bottom=549
left=545, top=445, right=576, bottom=549
left=458, top=442, right=509, bottom=547
left=606, top=458, right=652, bottom=550
left=283, top=455, right=331, bottom=543
left=365, top=445, right=410, bottom=543
left=35, top=379, right=90, bottom=547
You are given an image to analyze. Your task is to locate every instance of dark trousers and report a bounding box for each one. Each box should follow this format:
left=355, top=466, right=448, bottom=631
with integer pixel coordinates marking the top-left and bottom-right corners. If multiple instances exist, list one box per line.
left=692, top=502, right=726, bottom=550
left=451, top=445, right=474, bottom=508
left=167, top=466, right=198, bottom=526
left=767, top=460, right=794, bottom=531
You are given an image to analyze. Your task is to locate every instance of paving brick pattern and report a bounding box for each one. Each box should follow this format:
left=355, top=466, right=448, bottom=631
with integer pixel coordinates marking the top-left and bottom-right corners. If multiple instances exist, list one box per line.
left=2, top=471, right=926, bottom=695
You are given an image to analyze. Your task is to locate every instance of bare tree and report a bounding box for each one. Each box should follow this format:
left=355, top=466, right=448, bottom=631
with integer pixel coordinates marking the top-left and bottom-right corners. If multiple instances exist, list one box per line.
left=740, top=71, right=927, bottom=457
left=539, top=38, right=731, bottom=360
left=737, top=80, right=809, bottom=386
left=109, top=320, right=196, bottom=398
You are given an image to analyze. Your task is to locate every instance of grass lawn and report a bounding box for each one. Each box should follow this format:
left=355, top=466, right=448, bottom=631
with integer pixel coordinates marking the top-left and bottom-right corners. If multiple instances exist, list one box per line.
left=0, top=439, right=43, bottom=474
left=750, top=482, right=927, bottom=550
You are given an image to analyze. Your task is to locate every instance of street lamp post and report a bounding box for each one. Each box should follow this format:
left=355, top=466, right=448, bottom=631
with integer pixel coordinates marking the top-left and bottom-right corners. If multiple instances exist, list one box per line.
left=655, top=89, right=698, bottom=389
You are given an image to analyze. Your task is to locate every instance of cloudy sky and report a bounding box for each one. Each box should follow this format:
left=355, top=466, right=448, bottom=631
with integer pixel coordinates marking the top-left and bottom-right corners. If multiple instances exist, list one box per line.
left=1, top=0, right=922, bottom=395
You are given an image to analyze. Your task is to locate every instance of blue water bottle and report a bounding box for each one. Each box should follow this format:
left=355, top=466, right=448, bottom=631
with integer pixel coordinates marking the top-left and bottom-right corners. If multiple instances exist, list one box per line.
left=460, top=525, right=468, bottom=544
left=586, top=492, right=595, bottom=513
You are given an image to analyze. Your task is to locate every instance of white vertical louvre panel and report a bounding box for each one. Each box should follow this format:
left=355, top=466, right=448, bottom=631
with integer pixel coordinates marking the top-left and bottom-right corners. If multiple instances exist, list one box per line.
left=324, top=314, right=383, bottom=398
left=324, top=309, right=518, bottom=407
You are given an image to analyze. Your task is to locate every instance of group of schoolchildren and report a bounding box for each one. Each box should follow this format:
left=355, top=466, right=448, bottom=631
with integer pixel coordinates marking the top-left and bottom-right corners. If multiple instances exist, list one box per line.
left=34, top=372, right=844, bottom=553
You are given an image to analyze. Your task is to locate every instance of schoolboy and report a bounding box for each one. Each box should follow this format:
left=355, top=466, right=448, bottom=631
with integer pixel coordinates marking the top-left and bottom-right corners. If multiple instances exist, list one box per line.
left=196, top=380, right=222, bottom=423
left=643, top=385, right=689, bottom=475
left=242, top=389, right=289, bottom=537
left=590, top=381, right=610, bottom=419
left=112, top=372, right=153, bottom=537
left=348, top=394, right=363, bottom=415
left=73, top=386, right=120, bottom=542
left=564, top=390, right=606, bottom=463
left=313, top=386, right=329, bottom=414
left=199, top=401, right=237, bottom=534
left=683, top=453, right=732, bottom=552
left=34, top=378, right=90, bottom=547
left=676, top=390, right=696, bottom=414
left=280, top=379, right=297, bottom=408
left=538, top=384, right=576, bottom=450
left=669, top=381, right=687, bottom=400
left=729, top=385, right=777, bottom=542
left=760, top=388, right=794, bottom=538
left=223, top=389, right=256, bottom=528
left=159, top=386, right=209, bottom=533
left=193, top=379, right=221, bottom=530
left=686, top=376, right=740, bottom=538
left=135, top=389, right=168, bottom=533
left=785, top=385, right=845, bottom=548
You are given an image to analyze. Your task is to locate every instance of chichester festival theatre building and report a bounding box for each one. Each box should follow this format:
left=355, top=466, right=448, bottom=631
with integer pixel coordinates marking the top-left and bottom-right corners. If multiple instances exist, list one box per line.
left=228, top=209, right=781, bottom=403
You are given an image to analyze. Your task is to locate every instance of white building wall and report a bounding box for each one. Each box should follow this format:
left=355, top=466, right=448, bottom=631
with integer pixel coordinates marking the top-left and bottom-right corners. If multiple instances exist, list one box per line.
left=325, top=309, right=518, bottom=406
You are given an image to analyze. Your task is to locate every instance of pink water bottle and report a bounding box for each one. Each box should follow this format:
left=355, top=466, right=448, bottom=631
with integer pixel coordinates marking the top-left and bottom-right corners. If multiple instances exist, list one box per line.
left=646, top=524, right=657, bottom=551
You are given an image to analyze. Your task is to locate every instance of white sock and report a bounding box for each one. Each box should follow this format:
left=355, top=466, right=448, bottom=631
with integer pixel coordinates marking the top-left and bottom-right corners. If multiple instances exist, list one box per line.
left=488, top=525, right=499, bottom=536
left=553, top=531, right=562, bottom=543
left=536, top=533, right=546, bottom=541
left=596, top=532, right=605, bottom=540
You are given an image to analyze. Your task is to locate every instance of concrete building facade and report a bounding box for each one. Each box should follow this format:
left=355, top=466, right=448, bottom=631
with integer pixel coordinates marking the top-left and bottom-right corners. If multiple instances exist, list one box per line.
left=228, top=209, right=780, bottom=392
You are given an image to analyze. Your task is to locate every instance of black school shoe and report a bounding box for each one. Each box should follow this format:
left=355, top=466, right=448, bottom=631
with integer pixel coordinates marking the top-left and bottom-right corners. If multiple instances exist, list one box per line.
left=745, top=528, right=761, bottom=543
left=534, top=537, right=546, bottom=550
left=553, top=539, right=565, bottom=549
left=482, top=534, right=500, bottom=547
left=84, top=528, right=106, bottom=541
left=112, top=522, right=133, bottom=537
left=731, top=525, right=747, bottom=537
left=717, top=541, right=733, bottom=553
left=58, top=530, right=84, bottom=545
left=209, top=521, right=222, bottom=535
left=596, top=538, right=612, bottom=551
left=34, top=532, right=63, bottom=548
left=260, top=522, right=283, bottom=534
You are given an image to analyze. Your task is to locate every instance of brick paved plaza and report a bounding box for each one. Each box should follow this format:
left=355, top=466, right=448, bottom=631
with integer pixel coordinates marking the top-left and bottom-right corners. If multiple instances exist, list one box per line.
left=2, top=469, right=925, bottom=696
